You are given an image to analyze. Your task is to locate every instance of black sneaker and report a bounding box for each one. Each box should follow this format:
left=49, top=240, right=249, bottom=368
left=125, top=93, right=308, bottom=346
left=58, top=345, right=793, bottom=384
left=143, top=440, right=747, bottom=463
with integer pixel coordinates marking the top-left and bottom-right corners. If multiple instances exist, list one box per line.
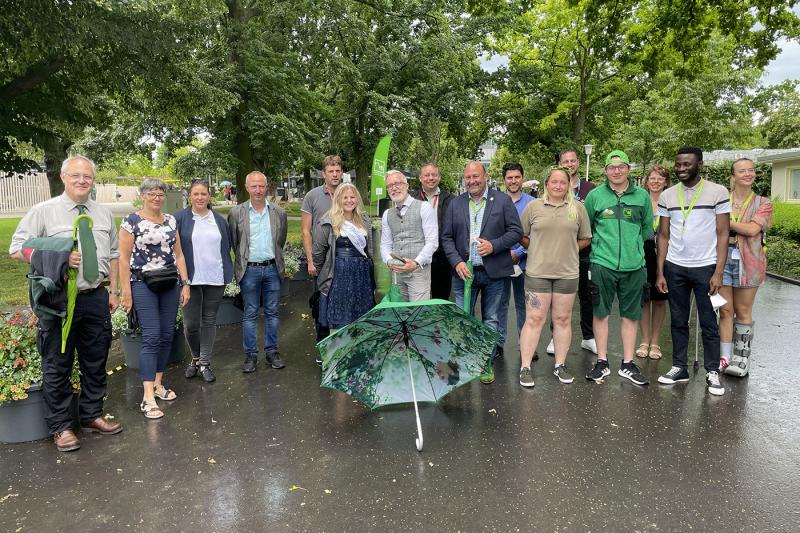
left=242, top=355, right=257, bottom=373
left=585, top=359, right=610, bottom=382
left=618, top=361, right=649, bottom=385
left=657, top=366, right=690, bottom=384
left=265, top=351, right=285, bottom=369
left=495, top=345, right=504, bottom=359
left=184, top=360, right=199, bottom=379
left=199, top=365, right=216, bottom=383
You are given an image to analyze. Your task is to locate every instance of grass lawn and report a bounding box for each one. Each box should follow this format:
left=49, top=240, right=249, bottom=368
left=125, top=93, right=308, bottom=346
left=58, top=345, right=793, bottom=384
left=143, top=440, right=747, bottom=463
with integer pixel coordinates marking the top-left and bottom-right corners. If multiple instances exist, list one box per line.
left=0, top=216, right=303, bottom=307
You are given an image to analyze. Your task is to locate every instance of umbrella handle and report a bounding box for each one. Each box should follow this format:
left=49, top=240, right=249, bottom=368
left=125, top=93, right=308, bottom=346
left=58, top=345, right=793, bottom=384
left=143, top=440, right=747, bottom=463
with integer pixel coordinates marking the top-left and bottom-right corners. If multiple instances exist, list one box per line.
left=406, top=351, right=424, bottom=452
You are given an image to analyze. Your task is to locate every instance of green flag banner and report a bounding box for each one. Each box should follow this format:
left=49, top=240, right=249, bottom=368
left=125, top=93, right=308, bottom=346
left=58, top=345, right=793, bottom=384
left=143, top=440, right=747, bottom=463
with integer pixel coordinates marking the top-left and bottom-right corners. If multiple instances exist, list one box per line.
left=370, top=135, right=392, bottom=205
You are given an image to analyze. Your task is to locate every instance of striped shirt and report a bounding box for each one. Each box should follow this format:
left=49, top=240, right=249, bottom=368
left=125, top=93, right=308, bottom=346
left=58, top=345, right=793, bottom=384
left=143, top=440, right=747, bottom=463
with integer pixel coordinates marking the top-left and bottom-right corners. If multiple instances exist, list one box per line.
left=657, top=179, right=730, bottom=267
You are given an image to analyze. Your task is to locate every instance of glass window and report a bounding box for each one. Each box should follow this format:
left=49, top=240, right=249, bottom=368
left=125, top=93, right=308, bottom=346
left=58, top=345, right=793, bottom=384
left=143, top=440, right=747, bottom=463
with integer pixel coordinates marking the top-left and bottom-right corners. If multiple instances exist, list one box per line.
left=791, top=168, right=800, bottom=200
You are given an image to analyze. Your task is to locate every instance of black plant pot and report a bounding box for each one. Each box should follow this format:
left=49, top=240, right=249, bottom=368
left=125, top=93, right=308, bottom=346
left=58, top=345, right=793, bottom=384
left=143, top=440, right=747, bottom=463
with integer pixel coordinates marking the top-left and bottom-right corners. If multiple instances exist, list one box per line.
left=120, top=332, right=186, bottom=370
left=0, top=384, right=79, bottom=444
left=215, top=297, right=243, bottom=326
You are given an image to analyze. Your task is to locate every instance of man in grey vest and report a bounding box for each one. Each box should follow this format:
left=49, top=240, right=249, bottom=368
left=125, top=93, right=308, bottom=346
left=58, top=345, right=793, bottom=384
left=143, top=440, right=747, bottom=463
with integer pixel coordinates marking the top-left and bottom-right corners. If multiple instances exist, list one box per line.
left=380, top=170, right=438, bottom=301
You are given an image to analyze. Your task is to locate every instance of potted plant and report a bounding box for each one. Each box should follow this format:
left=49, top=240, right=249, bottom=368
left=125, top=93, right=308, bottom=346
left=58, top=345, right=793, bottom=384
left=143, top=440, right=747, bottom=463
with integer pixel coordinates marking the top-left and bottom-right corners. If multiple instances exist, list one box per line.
left=112, top=306, right=185, bottom=369
left=0, top=310, right=80, bottom=444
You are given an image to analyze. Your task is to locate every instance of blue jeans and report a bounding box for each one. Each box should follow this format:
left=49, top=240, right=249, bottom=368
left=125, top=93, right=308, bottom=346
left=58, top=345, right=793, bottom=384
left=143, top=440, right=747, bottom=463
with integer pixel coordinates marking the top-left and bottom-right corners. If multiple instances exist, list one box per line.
left=497, top=274, right=525, bottom=348
left=241, top=264, right=282, bottom=355
left=664, top=261, right=720, bottom=372
left=132, top=281, right=179, bottom=382
left=452, top=270, right=504, bottom=362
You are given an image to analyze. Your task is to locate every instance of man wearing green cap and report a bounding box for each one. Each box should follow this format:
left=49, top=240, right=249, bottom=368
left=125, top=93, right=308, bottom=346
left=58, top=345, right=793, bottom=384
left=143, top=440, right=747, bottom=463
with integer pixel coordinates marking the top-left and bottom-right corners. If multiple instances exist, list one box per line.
left=583, top=150, right=653, bottom=386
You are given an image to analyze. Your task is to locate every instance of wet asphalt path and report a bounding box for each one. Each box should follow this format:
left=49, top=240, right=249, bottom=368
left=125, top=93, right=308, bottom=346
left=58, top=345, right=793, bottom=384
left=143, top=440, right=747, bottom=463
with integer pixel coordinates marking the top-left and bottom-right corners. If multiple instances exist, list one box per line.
left=1, top=278, right=798, bottom=532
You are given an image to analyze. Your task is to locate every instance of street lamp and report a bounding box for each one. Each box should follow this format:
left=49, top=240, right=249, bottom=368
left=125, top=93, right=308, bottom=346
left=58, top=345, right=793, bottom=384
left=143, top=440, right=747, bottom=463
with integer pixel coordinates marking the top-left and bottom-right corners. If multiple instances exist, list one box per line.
left=583, top=144, right=594, bottom=183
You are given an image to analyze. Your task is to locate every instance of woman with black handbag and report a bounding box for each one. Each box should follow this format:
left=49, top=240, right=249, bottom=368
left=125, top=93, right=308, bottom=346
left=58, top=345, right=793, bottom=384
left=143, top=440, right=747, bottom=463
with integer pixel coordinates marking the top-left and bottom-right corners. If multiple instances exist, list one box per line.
left=120, top=179, right=191, bottom=419
left=174, top=179, right=233, bottom=384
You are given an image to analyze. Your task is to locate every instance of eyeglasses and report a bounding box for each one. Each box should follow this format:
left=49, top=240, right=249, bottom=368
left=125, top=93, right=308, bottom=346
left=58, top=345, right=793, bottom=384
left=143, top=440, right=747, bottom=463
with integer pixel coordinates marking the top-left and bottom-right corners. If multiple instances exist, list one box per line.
left=386, top=182, right=407, bottom=189
left=66, top=173, right=93, bottom=181
left=607, top=165, right=629, bottom=172
left=145, top=192, right=165, bottom=199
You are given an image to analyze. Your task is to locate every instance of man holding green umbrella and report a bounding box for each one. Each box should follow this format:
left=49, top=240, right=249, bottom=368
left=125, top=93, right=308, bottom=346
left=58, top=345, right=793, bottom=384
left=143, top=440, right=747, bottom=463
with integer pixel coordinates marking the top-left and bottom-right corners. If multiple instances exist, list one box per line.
left=10, top=155, right=123, bottom=452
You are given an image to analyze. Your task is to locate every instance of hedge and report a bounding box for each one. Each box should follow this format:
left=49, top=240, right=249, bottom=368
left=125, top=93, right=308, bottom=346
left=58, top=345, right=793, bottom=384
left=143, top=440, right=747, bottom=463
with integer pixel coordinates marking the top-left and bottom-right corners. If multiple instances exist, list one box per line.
left=770, top=203, right=800, bottom=243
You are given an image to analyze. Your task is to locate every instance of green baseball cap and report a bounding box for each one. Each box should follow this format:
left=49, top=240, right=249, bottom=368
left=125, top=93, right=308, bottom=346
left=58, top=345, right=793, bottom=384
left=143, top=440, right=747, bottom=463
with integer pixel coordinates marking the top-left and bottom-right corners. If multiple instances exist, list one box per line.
left=605, top=150, right=630, bottom=166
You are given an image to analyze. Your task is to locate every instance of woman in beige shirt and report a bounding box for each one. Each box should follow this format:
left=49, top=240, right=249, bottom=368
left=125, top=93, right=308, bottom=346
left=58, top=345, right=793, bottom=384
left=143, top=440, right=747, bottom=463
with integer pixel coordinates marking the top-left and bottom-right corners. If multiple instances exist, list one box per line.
left=518, top=168, right=592, bottom=388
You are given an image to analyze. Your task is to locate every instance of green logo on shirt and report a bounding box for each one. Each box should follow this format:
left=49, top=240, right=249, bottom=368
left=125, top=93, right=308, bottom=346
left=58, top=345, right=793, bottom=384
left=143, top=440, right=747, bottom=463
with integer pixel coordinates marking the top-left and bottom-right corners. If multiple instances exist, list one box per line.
left=623, top=207, right=632, bottom=219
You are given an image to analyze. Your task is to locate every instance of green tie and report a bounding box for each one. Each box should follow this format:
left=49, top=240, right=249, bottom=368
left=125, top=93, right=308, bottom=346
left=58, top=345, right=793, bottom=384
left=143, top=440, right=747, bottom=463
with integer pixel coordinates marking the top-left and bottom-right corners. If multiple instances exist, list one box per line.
left=76, top=205, right=99, bottom=283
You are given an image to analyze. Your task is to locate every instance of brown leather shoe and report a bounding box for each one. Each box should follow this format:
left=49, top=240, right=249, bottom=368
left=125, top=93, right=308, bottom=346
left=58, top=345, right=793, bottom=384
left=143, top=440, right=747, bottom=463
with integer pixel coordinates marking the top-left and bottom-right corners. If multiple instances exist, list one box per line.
left=82, top=417, right=123, bottom=435
left=53, top=429, right=81, bottom=452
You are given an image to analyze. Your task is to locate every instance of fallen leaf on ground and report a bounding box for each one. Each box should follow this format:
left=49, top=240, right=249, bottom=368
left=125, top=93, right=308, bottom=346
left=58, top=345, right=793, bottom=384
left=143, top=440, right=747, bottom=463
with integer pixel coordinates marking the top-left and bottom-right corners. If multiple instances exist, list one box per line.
left=289, top=485, right=307, bottom=491
left=207, top=458, right=217, bottom=464
left=301, top=313, right=310, bottom=320
left=488, top=409, right=497, bottom=414
left=0, top=493, right=19, bottom=503
left=324, top=489, right=332, bottom=494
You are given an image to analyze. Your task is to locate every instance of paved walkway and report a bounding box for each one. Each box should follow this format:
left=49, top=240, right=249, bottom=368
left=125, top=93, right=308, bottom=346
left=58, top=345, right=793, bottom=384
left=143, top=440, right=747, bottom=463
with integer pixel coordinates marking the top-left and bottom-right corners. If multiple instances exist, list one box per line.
left=1, top=278, right=798, bottom=531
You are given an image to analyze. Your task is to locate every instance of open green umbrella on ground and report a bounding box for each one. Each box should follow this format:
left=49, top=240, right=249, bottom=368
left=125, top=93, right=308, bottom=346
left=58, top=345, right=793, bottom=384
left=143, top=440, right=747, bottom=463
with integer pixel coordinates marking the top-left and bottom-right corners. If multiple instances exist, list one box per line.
left=317, top=297, right=498, bottom=451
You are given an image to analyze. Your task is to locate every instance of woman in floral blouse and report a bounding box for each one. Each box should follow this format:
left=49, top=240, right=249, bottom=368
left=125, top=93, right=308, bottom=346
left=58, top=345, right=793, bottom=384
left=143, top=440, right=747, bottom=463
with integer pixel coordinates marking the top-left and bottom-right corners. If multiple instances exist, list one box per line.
left=719, top=158, right=773, bottom=377
left=120, top=179, right=191, bottom=419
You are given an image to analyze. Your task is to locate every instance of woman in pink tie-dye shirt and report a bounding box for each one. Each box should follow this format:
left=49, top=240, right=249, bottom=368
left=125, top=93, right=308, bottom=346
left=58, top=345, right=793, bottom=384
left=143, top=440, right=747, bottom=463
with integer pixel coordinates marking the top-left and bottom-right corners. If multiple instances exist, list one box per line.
left=719, top=158, right=773, bottom=378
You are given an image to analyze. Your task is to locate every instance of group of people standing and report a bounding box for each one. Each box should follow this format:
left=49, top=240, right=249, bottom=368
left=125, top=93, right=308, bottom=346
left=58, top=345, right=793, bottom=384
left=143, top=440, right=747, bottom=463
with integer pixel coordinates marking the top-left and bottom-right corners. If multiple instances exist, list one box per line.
left=9, top=145, right=771, bottom=452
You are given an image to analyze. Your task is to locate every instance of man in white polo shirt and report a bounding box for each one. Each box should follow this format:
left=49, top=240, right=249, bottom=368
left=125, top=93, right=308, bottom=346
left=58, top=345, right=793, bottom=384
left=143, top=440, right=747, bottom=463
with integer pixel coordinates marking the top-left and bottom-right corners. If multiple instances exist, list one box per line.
left=655, top=146, right=730, bottom=396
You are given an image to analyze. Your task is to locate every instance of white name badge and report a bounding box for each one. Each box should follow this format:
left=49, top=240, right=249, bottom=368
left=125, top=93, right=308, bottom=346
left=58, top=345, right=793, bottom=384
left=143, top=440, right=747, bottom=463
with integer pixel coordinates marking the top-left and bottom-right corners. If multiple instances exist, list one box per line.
left=730, top=249, right=741, bottom=261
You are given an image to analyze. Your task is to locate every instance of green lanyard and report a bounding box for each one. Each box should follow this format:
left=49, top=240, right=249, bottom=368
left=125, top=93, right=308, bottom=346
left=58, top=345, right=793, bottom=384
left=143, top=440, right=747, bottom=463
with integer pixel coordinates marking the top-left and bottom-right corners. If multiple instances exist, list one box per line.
left=730, top=192, right=754, bottom=223
left=677, top=179, right=705, bottom=234
left=469, top=197, right=486, bottom=232
left=652, top=215, right=660, bottom=233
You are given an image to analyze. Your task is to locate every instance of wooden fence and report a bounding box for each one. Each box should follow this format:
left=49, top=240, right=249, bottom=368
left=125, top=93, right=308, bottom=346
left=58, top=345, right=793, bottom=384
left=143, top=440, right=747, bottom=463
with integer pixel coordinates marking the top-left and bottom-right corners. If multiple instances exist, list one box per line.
left=0, top=172, right=50, bottom=214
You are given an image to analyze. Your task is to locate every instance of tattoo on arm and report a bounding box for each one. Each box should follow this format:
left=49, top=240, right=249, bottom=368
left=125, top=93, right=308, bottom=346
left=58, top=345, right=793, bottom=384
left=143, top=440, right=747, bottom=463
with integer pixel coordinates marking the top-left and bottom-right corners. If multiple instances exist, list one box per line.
left=525, top=289, right=542, bottom=310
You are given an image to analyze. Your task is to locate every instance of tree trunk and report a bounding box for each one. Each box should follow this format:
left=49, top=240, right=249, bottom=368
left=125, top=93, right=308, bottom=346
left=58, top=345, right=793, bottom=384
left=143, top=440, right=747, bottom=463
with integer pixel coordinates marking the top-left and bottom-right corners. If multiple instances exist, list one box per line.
left=44, top=134, right=69, bottom=197
left=233, top=115, right=254, bottom=203
left=303, top=167, right=311, bottom=195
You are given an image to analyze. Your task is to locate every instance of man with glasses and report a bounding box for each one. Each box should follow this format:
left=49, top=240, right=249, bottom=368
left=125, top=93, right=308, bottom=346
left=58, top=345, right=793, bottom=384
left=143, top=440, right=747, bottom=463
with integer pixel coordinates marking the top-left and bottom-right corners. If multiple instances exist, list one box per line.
left=441, top=161, right=522, bottom=384
left=380, top=170, right=438, bottom=301
left=583, top=150, right=652, bottom=386
left=10, top=155, right=123, bottom=452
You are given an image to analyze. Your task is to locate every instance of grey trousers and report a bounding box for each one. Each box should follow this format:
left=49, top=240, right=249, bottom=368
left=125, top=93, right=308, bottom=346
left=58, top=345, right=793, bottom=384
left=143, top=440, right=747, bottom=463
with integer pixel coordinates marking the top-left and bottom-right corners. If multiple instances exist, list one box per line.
left=182, top=285, right=225, bottom=365
left=395, top=266, right=432, bottom=301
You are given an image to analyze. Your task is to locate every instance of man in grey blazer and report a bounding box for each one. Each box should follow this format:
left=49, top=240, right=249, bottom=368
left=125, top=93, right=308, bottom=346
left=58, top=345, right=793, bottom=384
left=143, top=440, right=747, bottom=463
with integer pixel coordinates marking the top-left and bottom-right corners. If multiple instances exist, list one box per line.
left=228, top=171, right=288, bottom=373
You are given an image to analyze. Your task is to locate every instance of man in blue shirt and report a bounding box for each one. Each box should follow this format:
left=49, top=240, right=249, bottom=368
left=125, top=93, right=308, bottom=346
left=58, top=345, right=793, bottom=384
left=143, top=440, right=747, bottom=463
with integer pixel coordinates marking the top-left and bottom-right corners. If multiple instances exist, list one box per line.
left=228, top=171, right=288, bottom=373
left=496, top=163, right=534, bottom=360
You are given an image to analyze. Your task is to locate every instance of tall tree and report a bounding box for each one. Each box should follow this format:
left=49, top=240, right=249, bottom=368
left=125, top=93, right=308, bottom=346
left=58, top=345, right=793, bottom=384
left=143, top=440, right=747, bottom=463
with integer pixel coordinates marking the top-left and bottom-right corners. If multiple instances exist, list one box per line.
left=0, top=0, right=232, bottom=195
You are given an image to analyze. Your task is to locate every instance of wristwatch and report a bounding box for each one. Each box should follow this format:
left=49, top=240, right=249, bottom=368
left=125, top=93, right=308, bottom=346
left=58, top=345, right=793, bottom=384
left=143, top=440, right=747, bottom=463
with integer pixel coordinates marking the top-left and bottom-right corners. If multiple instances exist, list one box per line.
left=179, top=279, right=190, bottom=287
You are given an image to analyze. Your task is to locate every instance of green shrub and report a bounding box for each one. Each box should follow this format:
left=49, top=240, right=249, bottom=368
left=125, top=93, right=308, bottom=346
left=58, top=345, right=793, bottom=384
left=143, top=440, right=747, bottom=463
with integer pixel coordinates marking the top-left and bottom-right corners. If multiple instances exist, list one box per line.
left=770, top=203, right=800, bottom=243
left=766, top=237, right=800, bottom=280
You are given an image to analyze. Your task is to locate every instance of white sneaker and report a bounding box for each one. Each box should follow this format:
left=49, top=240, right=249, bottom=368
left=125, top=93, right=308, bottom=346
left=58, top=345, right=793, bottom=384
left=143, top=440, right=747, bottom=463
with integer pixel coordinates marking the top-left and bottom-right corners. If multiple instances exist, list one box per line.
left=580, top=338, right=598, bottom=354
left=546, top=338, right=555, bottom=355
left=706, top=371, right=725, bottom=396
